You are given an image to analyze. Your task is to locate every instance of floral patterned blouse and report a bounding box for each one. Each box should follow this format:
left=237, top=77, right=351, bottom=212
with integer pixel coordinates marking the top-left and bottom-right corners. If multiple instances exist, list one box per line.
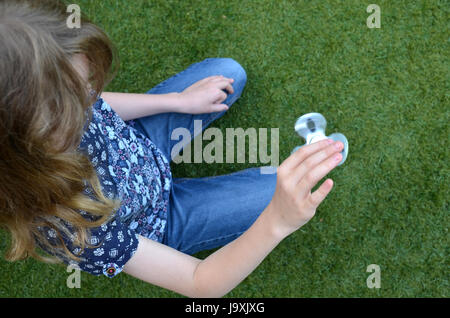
left=38, top=97, right=172, bottom=278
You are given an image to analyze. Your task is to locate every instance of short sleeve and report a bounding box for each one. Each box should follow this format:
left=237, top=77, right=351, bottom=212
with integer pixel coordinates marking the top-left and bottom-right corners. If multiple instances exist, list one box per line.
left=42, top=217, right=141, bottom=278
left=79, top=219, right=140, bottom=278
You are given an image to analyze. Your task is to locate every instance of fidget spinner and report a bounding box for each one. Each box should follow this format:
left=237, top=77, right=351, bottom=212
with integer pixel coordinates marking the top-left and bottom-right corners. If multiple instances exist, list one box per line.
left=292, top=113, right=348, bottom=166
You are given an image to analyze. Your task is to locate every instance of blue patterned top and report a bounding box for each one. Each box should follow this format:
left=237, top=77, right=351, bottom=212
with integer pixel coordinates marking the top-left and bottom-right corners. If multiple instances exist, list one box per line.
left=37, top=97, right=172, bottom=278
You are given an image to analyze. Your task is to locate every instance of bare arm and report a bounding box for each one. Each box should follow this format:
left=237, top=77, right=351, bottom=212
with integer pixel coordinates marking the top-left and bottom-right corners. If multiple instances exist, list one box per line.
left=123, top=206, right=283, bottom=298
left=123, top=138, right=344, bottom=297
left=101, top=76, right=234, bottom=121
left=100, top=92, right=181, bottom=121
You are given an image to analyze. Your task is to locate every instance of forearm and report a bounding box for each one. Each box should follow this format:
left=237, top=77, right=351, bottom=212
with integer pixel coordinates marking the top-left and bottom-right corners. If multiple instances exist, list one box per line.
left=192, top=205, right=286, bottom=298
left=100, top=92, right=182, bottom=121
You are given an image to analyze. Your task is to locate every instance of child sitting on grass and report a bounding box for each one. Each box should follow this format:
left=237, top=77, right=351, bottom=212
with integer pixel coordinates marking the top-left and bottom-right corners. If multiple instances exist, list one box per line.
left=0, top=0, right=343, bottom=297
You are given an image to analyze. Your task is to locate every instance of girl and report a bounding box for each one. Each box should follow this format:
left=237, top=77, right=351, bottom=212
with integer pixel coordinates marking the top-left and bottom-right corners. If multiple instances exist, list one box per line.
left=0, top=0, right=344, bottom=297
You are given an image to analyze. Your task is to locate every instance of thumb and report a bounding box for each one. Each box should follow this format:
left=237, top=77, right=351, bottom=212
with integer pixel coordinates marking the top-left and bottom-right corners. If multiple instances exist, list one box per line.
left=210, top=103, right=229, bottom=113
left=309, top=178, right=334, bottom=208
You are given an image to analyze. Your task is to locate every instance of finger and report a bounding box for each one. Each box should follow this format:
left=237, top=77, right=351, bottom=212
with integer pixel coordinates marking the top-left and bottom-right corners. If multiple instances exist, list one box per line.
left=215, top=80, right=235, bottom=94
left=309, top=178, right=334, bottom=208
left=195, top=76, right=220, bottom=86
left=211, top=79, right=233, bottom=94
left=282, top=139, right=333, bottom=171
left=200, top=76, right=218, bottom=83
left=209, top=75, right=225, bottom=82
left=210, top=103, right=229, bottom=113
left=211, top=76, right=233, bottom=82
left=215, top=91, right=228, bottom=103
left=187, top=78, right=211, bottom=90
left=291, top=141, right=343, bottom=184
left=223, top=83, right=234, bottom=94
left=296, top=151, right=341, bottom=197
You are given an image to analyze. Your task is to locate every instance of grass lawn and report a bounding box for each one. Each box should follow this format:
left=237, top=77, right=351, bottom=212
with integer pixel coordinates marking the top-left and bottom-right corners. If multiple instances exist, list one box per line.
left=0, top=0, right=448, bottom=297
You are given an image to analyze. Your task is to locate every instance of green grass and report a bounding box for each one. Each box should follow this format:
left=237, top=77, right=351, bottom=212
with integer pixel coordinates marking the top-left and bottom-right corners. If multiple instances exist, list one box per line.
left=1, top=0, right=448, bottom=297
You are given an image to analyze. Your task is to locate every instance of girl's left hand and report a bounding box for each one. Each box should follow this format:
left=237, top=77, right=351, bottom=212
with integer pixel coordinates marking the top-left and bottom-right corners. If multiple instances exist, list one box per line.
left=176, top=76, right=235, bottom=114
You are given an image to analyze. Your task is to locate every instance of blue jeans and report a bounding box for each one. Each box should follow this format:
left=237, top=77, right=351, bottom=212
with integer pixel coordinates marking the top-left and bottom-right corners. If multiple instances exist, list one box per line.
left=131, top=58, right=277, bottom=255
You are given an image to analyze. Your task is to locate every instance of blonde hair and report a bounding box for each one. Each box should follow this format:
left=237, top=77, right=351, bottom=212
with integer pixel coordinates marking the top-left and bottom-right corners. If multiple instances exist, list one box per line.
left=0, top=0, right=122, bottom=263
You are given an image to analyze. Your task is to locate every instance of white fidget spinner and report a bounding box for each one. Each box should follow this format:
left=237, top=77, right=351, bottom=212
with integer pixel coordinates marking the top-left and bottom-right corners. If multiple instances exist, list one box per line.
left=292, top=113, right=348, bottom=166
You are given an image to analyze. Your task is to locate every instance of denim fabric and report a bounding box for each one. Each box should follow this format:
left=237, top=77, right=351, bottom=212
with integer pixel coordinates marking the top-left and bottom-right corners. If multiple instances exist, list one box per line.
left=131, top=58, right=277, bottom=255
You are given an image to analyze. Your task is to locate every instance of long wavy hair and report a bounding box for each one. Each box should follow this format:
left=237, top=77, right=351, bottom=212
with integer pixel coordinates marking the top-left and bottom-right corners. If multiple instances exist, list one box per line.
left=0, top=0, right=122, bottom=263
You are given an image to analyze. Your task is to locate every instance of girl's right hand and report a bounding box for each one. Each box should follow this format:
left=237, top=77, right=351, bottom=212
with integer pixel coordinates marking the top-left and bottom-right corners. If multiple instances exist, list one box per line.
left=124, top=138, right=345, bottom=298
left=267, top=138, right=344, bottom=238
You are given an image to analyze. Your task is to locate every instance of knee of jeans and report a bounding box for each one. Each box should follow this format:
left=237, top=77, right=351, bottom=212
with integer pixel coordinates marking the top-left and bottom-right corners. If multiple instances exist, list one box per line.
left=205, top=58, right=247, bottom=97
left=225, top=58, right=247, bottom=94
